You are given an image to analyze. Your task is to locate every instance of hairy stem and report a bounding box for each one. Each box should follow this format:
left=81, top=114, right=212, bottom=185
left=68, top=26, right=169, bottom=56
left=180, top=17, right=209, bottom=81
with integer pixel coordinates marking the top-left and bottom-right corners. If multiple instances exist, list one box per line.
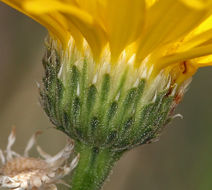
left=71, top=142, right=123, bottom=190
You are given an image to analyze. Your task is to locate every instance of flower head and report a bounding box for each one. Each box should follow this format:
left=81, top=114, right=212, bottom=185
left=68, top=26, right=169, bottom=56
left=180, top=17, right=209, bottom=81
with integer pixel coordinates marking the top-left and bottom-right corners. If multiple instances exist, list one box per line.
left=0, top=128, right=79, bottom=190
left=1, top=2, right=212, bottom=189
left=2, top=0, right=212, bottom=153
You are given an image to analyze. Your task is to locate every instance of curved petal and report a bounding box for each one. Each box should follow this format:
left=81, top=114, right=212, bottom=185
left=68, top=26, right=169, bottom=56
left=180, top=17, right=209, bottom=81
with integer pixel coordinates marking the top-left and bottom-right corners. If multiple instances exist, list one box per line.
left=103, top=0, right=146, bottom=60
left=1, top=0, right=71, bottom=46
left=74, top=0, right=104, bottom=15
left=24, top=0, right=107, bottom=58
left=158, top=44, right=212, bottom=69
left=145, top=0, right=157, bottom=8
left=178, top=16, right=212, bottom=51
left=193, top=15, right=212, bottom=35
left=178, top=28, right=212, bottom=52
left=180, top=0, right=212, bottom=10
left=72, top=0, right=146, bottom=59
left=136, top=0, right=210, bottom=62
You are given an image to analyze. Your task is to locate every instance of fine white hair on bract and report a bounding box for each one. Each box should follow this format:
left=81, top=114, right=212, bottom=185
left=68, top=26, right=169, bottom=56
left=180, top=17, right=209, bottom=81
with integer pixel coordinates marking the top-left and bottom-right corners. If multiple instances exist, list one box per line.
left=0, top=127, right=79, bottom=190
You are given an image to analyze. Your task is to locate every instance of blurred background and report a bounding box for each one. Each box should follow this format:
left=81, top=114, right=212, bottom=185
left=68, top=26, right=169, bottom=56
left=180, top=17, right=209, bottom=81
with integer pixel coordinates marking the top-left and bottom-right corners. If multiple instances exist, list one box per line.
left=0, top=3, right=212, bottom=190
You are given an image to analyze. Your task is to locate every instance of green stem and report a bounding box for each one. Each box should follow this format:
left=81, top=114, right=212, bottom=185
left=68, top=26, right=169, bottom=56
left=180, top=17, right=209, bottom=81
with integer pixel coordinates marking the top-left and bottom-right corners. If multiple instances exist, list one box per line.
left=71, top=142, right=123, bottom=190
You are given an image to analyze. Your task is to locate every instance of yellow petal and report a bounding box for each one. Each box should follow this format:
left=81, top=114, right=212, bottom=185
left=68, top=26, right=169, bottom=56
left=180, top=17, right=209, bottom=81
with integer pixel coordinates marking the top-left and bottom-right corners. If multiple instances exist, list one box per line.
left=178, top=15, right=212, bottom=51
left=158, top=44, right=212, bottom=69
left=178, top=28, right=212, bottom=52
left=145, top=0, right=158, bottom=8
left=24, top=0, right=93, bottom=24
left=74, top=0, right=104, bottom=15
left=180, top=0, right=212, bottom=10
left=103, top=0, right=146, bottom=60
left=193, top=54, right=212, bottom=67
left=24, top=0, right=107, bottom=58
left=47, top=11, right=84, bottom=49
left=1, top=0, right=71, bottom=45
left=136, top=0, right=209, bottom=63
left=192, top=15, right=212, bottom=35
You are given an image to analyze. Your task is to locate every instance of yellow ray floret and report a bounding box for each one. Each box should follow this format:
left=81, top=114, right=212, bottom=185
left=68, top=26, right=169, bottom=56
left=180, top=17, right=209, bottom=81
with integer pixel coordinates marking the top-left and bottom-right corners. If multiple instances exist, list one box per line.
left=1, top=0, right=212, bottom=84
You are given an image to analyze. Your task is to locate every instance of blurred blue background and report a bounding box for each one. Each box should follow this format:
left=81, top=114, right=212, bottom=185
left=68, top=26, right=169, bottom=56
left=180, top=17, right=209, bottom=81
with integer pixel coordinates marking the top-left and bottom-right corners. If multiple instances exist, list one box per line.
left=0, top=3, right=212, bottom=190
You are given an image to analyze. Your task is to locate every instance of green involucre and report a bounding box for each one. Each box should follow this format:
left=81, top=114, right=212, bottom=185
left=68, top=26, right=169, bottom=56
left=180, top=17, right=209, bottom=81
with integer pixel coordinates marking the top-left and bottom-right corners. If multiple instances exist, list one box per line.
left=40, top=47, right=174, bottom=152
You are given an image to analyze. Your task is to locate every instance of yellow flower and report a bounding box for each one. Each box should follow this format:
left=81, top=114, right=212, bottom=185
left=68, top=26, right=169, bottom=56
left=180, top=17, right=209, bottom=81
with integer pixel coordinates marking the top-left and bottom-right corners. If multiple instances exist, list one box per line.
left=2, top=0, right=212, bottom=84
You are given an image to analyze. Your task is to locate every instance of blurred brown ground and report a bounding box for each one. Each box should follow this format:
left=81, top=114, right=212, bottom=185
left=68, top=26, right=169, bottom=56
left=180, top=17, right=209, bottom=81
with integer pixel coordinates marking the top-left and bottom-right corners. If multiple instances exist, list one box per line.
left=1, top=3, right=212, bottom=190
